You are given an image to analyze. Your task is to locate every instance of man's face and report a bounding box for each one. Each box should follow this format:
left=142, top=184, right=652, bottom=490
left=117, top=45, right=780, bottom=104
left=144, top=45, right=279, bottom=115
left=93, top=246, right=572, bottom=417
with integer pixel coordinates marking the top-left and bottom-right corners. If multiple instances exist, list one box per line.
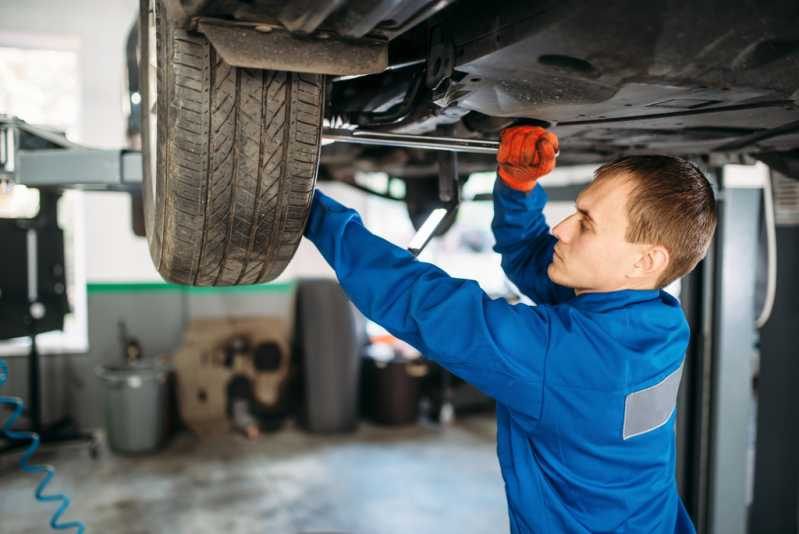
left=547, top=174, right=648, bottom=294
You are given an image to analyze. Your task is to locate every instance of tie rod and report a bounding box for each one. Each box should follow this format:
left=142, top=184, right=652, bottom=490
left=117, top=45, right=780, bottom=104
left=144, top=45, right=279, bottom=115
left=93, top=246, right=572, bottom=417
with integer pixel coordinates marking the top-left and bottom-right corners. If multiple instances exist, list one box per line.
left=322, top=128, right=559, bottom=157
left=322, top=128, right=500, bottom=155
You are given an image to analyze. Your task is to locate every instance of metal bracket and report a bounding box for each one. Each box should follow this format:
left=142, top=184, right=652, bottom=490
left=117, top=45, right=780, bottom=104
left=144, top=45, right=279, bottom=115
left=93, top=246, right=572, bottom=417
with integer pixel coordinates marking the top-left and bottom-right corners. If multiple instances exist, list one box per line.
left=17, top=149, right=142, bottom=189
left=197, top=19, right=387, bottom=76
left=426, top=26, right=454, bottom=90
left=437, top=150, right=459, bottom=204
left=1, top=116, right=142, bottom=190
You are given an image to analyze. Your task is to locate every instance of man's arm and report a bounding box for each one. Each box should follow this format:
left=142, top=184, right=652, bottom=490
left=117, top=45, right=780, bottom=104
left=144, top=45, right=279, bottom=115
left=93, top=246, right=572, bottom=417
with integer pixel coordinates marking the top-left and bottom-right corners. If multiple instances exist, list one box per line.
left=492, top=179, right=574, bottom=305
left=304, top=190, right=552, bottom=420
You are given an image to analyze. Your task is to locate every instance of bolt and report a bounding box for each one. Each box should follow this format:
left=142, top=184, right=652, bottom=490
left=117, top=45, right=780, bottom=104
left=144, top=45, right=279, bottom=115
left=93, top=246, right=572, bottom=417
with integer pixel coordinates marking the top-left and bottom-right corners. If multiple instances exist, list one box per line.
left=30, top=302, right=45, bottom=320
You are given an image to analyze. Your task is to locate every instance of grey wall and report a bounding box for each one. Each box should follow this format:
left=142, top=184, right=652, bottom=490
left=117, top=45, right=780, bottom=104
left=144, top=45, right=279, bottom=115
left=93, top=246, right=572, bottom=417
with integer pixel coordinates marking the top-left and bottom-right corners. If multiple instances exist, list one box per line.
left=70, top=289, right=186, bottom=430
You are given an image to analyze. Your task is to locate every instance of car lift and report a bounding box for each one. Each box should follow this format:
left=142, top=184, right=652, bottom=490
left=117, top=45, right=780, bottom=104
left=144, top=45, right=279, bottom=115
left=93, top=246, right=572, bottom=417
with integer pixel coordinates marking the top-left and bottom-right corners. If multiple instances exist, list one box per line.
left=1, top=115, right=507, bottom=256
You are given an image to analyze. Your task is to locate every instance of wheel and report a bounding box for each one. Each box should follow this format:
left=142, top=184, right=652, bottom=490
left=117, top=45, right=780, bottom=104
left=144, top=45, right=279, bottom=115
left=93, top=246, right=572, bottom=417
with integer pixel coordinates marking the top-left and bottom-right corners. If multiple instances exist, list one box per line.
left=404, top=177, right=459, bottom=237
left=293, top=279, right=364, bottom=433
left=139, top=0, right=325, bottom=286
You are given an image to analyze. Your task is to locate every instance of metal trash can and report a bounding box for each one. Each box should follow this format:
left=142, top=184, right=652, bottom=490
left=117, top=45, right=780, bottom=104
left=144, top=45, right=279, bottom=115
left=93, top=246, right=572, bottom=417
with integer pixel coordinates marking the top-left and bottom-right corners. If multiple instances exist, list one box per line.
left=96, top=360, right=168, bottom=454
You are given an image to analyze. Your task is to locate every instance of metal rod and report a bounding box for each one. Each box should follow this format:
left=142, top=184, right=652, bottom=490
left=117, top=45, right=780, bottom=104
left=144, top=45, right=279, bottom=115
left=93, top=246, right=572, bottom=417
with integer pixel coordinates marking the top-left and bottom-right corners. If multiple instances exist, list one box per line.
left=351, top=129, right=499, bottom=145
left=322, top=128, right=500, bottom=154
left=323, top=128, right=561, bottom=158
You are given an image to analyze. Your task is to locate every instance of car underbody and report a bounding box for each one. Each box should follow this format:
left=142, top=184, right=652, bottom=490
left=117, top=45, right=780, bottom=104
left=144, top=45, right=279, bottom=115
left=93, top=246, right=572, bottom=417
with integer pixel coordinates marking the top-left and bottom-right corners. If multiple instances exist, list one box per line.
left=165, top=0, right=799, bottom=181
left=131, top=0, right=799, bottom=286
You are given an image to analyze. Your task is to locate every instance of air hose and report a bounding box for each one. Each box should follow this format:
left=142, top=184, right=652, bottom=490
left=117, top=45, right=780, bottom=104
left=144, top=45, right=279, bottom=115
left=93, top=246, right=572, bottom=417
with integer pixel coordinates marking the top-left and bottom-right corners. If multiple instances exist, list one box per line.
left=0, top=357, right=85, bottom=533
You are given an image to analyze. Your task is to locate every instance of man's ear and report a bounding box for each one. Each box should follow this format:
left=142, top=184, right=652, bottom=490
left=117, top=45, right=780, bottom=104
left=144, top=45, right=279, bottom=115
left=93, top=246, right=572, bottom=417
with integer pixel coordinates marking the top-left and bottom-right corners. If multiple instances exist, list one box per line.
left=630, top=245, right=670, bottom=281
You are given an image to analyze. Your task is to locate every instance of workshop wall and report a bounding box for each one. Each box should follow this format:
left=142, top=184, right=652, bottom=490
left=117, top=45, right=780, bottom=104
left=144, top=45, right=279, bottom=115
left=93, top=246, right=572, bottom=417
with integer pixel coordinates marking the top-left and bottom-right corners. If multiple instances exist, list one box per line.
left=67, top=284, right=297, bottom=429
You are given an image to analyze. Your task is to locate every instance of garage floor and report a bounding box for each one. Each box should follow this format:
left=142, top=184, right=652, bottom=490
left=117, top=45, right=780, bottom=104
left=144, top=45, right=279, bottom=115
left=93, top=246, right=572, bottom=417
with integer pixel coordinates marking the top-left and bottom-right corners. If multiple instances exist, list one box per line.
left=0, top=415, right=508, bottom=534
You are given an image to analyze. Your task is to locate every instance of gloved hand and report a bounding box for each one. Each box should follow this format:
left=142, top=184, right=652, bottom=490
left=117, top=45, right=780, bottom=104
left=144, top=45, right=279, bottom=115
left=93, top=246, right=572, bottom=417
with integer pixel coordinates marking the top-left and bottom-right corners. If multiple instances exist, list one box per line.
left=497, top=125, right=559, bottom=192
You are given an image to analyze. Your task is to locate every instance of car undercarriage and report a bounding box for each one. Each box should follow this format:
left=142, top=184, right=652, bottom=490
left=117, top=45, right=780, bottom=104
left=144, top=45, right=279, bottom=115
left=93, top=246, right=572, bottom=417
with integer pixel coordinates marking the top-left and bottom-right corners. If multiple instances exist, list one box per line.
left=134, top=0, right=799, bottom=285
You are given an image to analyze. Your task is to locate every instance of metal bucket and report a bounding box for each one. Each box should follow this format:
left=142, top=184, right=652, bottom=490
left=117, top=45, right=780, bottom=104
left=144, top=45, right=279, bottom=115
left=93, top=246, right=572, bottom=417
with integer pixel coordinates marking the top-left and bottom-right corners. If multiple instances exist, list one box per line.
left=96, top=361, right=168, bottom=454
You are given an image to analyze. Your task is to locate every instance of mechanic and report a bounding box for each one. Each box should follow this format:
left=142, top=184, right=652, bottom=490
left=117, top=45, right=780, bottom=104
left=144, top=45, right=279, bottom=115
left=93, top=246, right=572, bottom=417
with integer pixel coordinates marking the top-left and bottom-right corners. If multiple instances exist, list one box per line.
left=302, top=125, right=716, bottom=533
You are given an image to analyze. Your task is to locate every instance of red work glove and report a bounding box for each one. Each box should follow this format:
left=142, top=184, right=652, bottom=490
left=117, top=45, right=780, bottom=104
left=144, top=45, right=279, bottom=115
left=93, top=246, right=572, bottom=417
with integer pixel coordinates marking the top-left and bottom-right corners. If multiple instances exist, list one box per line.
left=497, top=126, right=559, bottom=192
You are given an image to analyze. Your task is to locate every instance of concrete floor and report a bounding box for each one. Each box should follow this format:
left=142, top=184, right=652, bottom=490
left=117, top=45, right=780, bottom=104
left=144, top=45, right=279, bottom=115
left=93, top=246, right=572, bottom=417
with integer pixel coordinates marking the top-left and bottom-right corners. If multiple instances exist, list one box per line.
left=0, top=415, right=509, bottom=534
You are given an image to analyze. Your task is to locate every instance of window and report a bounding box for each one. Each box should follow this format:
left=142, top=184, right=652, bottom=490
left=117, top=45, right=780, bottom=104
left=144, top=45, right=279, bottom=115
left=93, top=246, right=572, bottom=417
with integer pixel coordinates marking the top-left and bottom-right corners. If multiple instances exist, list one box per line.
left=0, top=34, right=87, bottom=355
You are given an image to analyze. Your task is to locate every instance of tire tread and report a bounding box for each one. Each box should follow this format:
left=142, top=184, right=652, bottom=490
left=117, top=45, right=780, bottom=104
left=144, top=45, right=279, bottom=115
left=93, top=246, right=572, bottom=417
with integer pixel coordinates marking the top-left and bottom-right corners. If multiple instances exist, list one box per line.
left=150, top=16, right=323, bottom=286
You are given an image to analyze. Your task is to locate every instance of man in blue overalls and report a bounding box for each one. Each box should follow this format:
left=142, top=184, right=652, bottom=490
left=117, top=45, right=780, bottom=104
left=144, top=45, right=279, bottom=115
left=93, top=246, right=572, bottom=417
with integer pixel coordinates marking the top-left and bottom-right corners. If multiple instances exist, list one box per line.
left=303, top=125, right=716, bottom=532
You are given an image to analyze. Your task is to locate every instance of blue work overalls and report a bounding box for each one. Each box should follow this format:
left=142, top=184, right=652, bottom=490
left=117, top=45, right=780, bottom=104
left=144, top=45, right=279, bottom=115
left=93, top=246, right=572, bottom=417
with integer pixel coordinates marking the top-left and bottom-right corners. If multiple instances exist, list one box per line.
left=304, top=178, right=696, bottom=533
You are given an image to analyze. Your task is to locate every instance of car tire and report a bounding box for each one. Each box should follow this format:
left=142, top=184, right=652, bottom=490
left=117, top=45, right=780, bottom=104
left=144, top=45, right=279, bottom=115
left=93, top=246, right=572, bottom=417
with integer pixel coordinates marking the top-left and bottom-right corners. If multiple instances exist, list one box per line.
left=140, top=0, right=324, bottom=286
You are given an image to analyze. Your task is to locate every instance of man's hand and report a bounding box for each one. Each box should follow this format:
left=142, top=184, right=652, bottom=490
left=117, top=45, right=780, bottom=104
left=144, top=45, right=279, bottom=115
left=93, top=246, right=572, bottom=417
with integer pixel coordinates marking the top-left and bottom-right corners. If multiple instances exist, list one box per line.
left=497, top=126, right=559, bottom=192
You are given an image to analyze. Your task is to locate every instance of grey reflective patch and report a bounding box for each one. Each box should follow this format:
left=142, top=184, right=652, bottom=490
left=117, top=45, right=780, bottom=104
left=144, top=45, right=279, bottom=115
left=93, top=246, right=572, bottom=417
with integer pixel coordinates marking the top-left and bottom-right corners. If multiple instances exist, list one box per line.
left=623, top=363, right=684, bottom=440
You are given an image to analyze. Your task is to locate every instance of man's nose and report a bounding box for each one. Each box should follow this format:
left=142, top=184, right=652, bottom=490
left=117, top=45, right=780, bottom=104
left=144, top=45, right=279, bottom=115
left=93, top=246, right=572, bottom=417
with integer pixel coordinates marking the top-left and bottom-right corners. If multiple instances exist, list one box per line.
left=552, top=214, right=575, bottom=242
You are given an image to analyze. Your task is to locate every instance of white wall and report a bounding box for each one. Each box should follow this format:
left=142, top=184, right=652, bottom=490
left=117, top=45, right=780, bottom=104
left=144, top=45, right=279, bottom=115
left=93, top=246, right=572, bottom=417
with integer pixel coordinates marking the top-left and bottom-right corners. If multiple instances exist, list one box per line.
left=0, top=0, right=137, bottom=147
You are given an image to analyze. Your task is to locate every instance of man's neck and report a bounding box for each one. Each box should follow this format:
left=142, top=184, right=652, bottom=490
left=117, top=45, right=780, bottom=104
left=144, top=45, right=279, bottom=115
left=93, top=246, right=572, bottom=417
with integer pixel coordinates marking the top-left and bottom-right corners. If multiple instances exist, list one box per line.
left=574, top=282, right=658, bottom=296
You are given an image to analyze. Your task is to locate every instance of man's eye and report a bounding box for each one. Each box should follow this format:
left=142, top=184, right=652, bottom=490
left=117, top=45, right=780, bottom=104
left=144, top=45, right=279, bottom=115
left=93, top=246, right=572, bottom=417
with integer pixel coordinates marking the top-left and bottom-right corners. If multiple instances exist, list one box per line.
left=580, top=220, right=588, bottom=231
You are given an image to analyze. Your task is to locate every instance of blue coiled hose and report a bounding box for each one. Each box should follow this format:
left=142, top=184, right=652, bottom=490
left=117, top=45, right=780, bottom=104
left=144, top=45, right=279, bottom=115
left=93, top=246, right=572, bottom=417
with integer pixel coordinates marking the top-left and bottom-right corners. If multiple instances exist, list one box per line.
left=0, top=357, right=86, bottom=533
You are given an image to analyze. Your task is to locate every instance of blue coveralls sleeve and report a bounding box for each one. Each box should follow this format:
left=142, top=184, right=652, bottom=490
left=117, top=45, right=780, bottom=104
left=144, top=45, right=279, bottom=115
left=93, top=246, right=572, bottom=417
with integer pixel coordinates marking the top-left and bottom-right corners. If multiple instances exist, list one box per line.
left=304, top=189, right=551, bottom=420
left=491, top=178, right=574, bottom=305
